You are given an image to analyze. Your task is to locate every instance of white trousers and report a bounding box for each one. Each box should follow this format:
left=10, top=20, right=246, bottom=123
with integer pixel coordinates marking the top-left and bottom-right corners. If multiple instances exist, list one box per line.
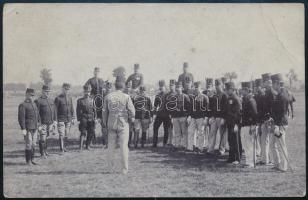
left=260, top=121, right=274, bottom=164
left=187, top=118, right=206, bottom=150
left=208, top=117, right=227, bottom=153
left=241, top=126, right=256, bottom=166
left=172, top=117, right=188, bottom=148
left=270, top=125, right=288, bottom=171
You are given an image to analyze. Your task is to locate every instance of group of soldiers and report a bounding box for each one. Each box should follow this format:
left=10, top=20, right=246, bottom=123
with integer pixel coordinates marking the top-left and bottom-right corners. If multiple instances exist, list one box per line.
left=18, top=62, right=295, bottom=174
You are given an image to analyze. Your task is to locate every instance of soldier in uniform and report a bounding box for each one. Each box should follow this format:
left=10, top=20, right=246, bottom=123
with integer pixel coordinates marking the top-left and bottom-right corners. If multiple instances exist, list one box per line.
left=171, top=82, right=191, bottom=150
left=18, top=88, right=41, bottom=165
left=76, top=85, right=97, bottom=150
left=270, top=73, right=290, bottom=172
left=34, top=85, right=57, bottom=158
left=225, top=82, right=242, bottom=165
left=254, top=78, right=265, bottom=157
left=133, top=86, right=153, bottom=148
left=126, top=63, right=144, bottom=92
left=187, top=81, right=209, bottom=152
left=54, top=83, right=76, bottom=154
left=240, top=82, right=258, bottom=168
left=165, top=79, right=177, bottom=147
left=153, top=80, right=171, bottom=147
left=207, top=79, right=228, bottom=156
left=178, top=62, right=194, bottom=88
left=124, top=81, right=136, bottom=147
left=101, top=81, right=113, bottom=148
left=102, top=76, right=135, bottom=174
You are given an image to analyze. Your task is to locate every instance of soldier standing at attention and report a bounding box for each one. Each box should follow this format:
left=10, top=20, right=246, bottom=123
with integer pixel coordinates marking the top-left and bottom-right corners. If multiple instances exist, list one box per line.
left=101, top=81, right=113, bottom=148
left=76, top=85, right=97, bottom=151
left=165, top=79, right=177, bottom=147
left=35, top=85, right=57, bottom=159
left=270, top=74, right=291, bottom=172
left=178, top=62, right=194, bottom=88
left=172, top=82, right=191, bottom=151
left=153, top=80, right=171, bottom=148
left=18, top=88, right=41, bottom=165
left=102, top=76, right=135, bottom=174
left=54, top=83, right=76, bottom=154
left=240, top=82, right=258, bottom=168
left=126, top=63, right=144, bottom=92
left=254, top=78, right=265, bottom=157
left=187, top=81, right=209, bottom=152
left=225, top=82, right=242, bottom=165
left=132, top=86, right=153, bottom=148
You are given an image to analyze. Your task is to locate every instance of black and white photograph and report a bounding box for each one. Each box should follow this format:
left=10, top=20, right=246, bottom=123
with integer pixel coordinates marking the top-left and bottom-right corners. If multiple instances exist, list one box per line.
left=3, top=3, right=305, bottom=197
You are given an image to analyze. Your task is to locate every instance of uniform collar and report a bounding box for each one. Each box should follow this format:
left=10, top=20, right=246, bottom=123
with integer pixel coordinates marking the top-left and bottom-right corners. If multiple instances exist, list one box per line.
left=24, top=98, right=32, bottom=103
left=40, top=95, right=48, bottom=99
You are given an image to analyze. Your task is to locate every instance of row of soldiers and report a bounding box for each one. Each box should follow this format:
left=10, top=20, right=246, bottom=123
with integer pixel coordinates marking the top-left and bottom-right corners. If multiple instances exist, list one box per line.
left=17, top=62, right=295, bottom=173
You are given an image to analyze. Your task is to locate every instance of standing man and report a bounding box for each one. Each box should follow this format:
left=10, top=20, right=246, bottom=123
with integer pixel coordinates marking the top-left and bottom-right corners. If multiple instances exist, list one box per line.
left=171, top=82, right=191, bottom=151
left=187, top=81, right=209, bottom=152
left=225, top=82, right=242, bottom=165
left=240, top=82, right=258, bottom=168
left=124, top=81, right=136, bottom=147
left=153, top=80, right=171, bottom=147
left=132, top=86, right=153, bottom=148
left=101, top=81, right=113, bottom=148
left=35, top=85, right=57, bottom=159
left=254, top=78, right=265, bottom=157
left=207, top=79, right=228, bottom=156
left=18, top=88, right=41, bottom=165
left=165, top=79, right=177, bottom=147
left=54, top=83, right=76, bottom=154
left=126, top=63, right=144, bottom=92
left=178, top=62, right=194, bottom=88
left=76, top=85, right=97, bottom=151
left=270, top=74, right=291, bottom=172
left=102, top=76, right=135, bottom=174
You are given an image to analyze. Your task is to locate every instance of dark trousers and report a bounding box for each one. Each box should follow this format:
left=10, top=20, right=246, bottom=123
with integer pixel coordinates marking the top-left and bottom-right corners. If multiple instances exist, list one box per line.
left=227, top=123, right=242, bottom=162
left=79, top=119, right=95, bottom=147
left=153, top=115, right=171, bottom=146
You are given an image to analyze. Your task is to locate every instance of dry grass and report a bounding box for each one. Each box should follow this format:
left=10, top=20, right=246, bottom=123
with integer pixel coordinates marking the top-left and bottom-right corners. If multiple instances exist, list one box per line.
left=3, top=92, right=306, bottom=197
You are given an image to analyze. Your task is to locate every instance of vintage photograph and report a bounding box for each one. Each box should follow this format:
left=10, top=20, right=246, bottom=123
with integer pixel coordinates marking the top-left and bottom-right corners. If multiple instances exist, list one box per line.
left=3, top=3, right=305, bottom=197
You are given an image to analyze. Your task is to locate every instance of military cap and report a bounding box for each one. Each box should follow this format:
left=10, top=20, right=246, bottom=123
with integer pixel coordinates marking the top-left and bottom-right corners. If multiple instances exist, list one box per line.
left=94, top=67, right=100, bottom=71
left=206, top=78, right=213, bottom=87
left=175, top=82, right=183, bottom=88
left=134, top=63, right=140, bottom=69
left=221, top=77, right=227, bottom=84
left=255, top=79, right=263, bottom=87
left=42, top=85, right=51, bottom=91
left=105, top=81, right=112, bottom=89
left=139, top=85, right=146, bottom=91
left=185, top=76, right=192, bottom=83
left=262, top=73, right=272, bottom=81
left=215, top=78, right=222, bottom=86
left=26, top=88, right=35, bottom=96
left=83, top=84, right=91, bottom=92
left=271, top=73, right=283, bottom=83
left=62, top=83, right=71, bottom=90
left=158, top=80, right=166, bottom=87
left=194, top=81, right=202, bottom=88
left=169, top=79, right=176, bottom=86
left=183, top=62, right=189, bottom=68
left=241, top=81, right=252, bottom=89
left=225, top=82, right=235, bottom=90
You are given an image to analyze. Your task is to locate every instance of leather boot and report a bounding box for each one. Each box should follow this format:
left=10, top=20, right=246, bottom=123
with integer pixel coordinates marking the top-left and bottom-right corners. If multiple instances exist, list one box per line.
left=44, top=139, right=49, bottom=156
left=141, top=132, right=147, bottom=148
left=79, top=135, right=84, bottom=150
left=39, top=141, right=44, bottom=157
left=63, top=137, right=69, bottom=152
left=31, top=148, right=38, bottom=165
left=134, top=132, right=139, bottom=148
left=25, top=149, right=31, bottom=165
left=59, top=136, right=64, bottom=154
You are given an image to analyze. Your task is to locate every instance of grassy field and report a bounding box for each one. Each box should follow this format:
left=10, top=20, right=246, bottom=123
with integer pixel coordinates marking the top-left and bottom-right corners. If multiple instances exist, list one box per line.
left=3, top=92, right=306, bottom=197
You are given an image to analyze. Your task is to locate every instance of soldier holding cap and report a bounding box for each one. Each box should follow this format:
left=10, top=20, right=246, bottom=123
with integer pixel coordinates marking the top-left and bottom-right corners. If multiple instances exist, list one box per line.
left=187, top=81, right=209, bottom=152
left=153, top=80, right=171, bottom=147
left=269, top=73, right=290, bottom=172
left=54, top=83, right=76, bottom=154
left=207, top=78, right=228, bottom=155
left=165, top=79, right=177, bottom=146
left=102, top=76, right=135, bottom=174
left=34, top=85, right=57, bottom=158
left=240, top=81, right=258, bottom=167
left=18, top=88, right=41, bottom=165
left=132, top=85, right=153, bottom=148
left=126, top=63, right=144, bottom=91
left=76, top=85, right=97, bottom=150
left=225, top=82, right=242, bottom=165
left=178, top=62, right=194, bottom=89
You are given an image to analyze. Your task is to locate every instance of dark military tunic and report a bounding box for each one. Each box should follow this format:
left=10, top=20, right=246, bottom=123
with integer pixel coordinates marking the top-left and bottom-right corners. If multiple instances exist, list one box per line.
left=35, top=96, right=57, bottom=125
left=133, top=94, right=153, bottom=120
left=54, top=94, right=75, bottom=123
left=241, top=94, right=258, bottom=127
left=272, top=89, right=289, bottom=126
left=208, top=91, right=228, bottom=119
left=178, top=73, right=194, bottom=88
left=85, top=77, right=104, bottom=96
left=18, top=99, right=41, bottom=130
left=254, top=91, right=266, bottom=124
left=190, top=93, right=209, bottom=119
left=171, top=93, right=191, bottom=118
left=76, top=96, right=96, bottom=139
left=126, top=73, right=144, bottom=90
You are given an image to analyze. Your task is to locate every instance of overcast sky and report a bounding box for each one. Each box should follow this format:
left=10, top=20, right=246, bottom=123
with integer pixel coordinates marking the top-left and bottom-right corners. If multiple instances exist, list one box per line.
left=3, top=3, right=304, bottom=87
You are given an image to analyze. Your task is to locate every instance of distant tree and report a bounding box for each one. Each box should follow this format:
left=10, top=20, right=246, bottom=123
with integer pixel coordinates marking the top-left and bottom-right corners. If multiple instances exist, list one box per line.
left=40, top=68, right=53, bottom=86
left=29, top=82, right=43, bottom=91
left=224, top=71, right=238, bottom=82
left=112, top=66, right=126, bottom=80
left=286, top=69, right=298, bottom=89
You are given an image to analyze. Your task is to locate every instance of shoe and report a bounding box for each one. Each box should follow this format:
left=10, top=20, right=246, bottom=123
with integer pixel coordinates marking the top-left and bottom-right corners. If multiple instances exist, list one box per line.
left=232, top=161, right=240, bottom=165
left=219, top=150, right=225, bottom=156
left=121, top=169, right=128, bottom=174
left=63, top=148, right=69, bottom=152
left=242, top=164, right=254, bottom=168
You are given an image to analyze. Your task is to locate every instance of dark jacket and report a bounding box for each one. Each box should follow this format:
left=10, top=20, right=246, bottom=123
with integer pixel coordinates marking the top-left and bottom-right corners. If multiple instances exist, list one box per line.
left=54, top=93, right=75, bottom=123
left=18, top=98, right=41, bottom=130
left=171, top=93, right=190, bottom=118
left=178, top=73, right=194, bottom=88
left=190, top=93, right=209, bottom=119
left=254, top=91, right=266, bottom=123
left=241, top=94, right=258, bottom=126
left=154, top=91, right=169, bottom=118
left=263, top=88, right=275, bottom=120
left=133, top=94, right=153, bottom=120
left=35, top=96, right=57, bottom=125
left=165, top=91, right=177, bottom=117
left=272, top=88, right=289, bottom=126
left=76, top=96, right=97, bottom=121
left=85, top=77, right=104, bottom=96
left=225, top=93, right=242, bottom=125
left=126, top=73, right=144, bottom=89
left=208, top=91, right=228, bottom=118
